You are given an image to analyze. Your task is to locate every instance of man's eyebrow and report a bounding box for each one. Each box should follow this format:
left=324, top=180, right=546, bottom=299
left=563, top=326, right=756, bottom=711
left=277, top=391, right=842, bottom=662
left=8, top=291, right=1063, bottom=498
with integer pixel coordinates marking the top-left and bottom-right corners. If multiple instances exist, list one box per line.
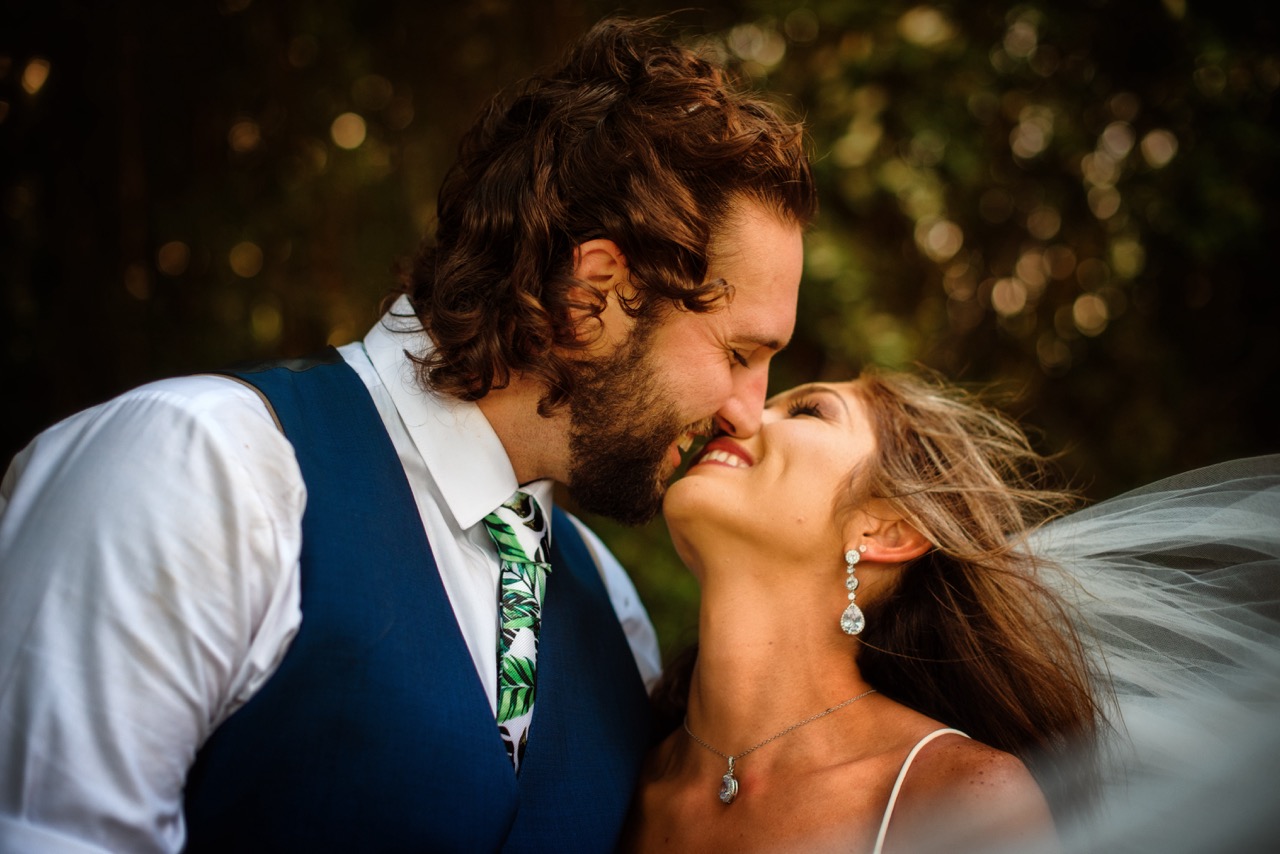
left=742, top=333, right=788, bottom=352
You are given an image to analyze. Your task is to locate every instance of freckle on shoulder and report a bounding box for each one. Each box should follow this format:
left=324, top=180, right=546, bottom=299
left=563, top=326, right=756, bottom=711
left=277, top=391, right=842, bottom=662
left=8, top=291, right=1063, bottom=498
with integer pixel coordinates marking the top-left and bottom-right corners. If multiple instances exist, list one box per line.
left=915, top=735, right=1039, bottom=798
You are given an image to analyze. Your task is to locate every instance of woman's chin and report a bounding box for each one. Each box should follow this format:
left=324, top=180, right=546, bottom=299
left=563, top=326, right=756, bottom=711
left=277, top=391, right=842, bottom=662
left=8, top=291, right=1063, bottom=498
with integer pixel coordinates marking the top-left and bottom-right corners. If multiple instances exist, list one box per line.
left=660, top=479, right=689, bottom=524
left=661, top=479, right=717, bottom=547
left=662, top=475, right=738, bottom=559
left=661, top=471, right=708, bottom=519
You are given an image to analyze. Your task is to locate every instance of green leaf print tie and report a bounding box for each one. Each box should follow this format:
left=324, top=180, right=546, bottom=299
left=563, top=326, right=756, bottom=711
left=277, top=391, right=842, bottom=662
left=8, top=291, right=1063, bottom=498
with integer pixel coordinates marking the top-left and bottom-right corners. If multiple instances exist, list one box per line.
left=481, top=490, right=550, bottom=773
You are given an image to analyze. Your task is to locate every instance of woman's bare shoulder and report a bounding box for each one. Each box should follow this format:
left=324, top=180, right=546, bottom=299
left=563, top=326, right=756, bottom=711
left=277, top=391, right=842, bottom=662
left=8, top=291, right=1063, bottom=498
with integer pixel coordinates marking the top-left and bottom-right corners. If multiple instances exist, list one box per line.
left=911, top=732, right=1038, bottom=795
left=884, top=731, right=1059, bottom=852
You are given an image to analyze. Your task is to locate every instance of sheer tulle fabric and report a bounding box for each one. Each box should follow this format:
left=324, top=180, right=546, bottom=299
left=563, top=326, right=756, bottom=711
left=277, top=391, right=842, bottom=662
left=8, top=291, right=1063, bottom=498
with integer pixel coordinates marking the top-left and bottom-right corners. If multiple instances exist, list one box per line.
left=1032, top=455, right=1280, bottom=852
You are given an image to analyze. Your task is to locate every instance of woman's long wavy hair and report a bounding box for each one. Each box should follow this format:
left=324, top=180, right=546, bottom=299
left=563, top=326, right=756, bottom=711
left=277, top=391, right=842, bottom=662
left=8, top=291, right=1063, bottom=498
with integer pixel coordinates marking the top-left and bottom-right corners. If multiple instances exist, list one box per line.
left=400, top=17, right=816, bottom=413
left=849, top=370, right=1107, bottom=817
left=653, top=370, right=1108, bottom=818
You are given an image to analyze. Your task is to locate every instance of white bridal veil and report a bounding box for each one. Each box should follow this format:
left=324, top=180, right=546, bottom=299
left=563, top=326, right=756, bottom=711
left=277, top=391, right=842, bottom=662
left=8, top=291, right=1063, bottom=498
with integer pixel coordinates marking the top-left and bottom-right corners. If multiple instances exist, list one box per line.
left=1033, top=455, right=1280, bottom=852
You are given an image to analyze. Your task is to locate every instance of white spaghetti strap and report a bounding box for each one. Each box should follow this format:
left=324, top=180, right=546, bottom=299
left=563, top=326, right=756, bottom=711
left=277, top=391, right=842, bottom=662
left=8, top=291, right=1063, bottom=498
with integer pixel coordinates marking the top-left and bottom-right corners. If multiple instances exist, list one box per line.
left=871, top=727, right=969, bottom=854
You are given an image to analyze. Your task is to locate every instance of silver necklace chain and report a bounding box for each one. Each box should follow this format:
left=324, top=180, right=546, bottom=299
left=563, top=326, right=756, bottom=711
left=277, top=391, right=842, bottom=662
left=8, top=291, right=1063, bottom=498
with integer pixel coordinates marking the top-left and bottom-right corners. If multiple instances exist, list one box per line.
left=682, top=688, right=878, bottom=804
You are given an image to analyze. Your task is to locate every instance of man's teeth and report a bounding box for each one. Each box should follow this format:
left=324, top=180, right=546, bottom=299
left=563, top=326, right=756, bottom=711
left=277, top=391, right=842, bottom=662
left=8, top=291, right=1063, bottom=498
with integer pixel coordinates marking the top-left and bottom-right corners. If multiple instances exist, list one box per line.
left=701, top=449, right=749, bottom=468
left=678, top=433, right=696, bottom=454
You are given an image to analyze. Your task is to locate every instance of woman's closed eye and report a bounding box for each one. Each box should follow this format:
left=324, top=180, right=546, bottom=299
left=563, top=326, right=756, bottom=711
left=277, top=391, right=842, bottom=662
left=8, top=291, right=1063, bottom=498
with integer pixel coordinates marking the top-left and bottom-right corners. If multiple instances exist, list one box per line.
left=786, top=398, right=824, bottom=418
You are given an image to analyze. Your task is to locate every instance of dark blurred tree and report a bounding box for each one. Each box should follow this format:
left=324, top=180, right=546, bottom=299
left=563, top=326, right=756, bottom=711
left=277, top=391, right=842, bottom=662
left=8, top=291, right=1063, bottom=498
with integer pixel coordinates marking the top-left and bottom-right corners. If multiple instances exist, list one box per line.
left=2, top=0, right=1276, bottom=659
left=724, top=0, right=1280, bottom=500
left=1, top=0, right=605, bottom=454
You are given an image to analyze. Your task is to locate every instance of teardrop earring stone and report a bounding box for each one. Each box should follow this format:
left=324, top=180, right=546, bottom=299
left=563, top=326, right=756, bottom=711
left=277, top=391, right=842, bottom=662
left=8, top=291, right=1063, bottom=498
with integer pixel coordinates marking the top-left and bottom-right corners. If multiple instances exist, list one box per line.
left=841, top=602, right=865, bottom=635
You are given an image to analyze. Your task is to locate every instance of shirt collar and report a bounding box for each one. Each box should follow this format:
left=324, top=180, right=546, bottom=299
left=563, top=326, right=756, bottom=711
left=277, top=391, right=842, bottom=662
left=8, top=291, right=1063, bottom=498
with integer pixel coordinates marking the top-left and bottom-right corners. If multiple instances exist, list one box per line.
left=363, top=296, right=555, bottom=533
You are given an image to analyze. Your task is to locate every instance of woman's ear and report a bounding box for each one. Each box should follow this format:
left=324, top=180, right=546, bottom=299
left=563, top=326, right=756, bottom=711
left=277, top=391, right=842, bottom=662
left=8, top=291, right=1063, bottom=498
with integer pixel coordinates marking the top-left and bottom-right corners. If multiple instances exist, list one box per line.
left=846, top=505, right=932, bottom=565
left=858, top=519, right=931, bottom=564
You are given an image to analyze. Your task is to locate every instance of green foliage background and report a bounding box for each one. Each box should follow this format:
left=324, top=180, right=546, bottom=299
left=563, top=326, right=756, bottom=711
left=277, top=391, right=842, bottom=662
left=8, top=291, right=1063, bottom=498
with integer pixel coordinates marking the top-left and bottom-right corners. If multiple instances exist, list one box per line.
left=3, top=0, right=1277, bottom=660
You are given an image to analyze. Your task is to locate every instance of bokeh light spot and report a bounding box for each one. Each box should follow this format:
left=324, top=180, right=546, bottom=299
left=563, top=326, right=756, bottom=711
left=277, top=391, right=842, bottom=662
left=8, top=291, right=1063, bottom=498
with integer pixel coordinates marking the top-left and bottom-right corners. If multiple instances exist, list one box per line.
left=1108, top=91, right=1142, bottom=121
left=1140, top=129, right=1178, bottom=168
left=1011, top=106, right=1054, bottom=159
left=1100, top=121, right=1135, bottom=159
left=1027, top=206, right=1061, bottom=240
left=1110, top=237, right=1146, bottom=279
left=1004, top=20, right=1038, bottom=59
left=302, top=138, right=329, bottom=174
left=1073, top=293, right=1109, bottom=336
left=909, top=129, right=947, bottom=166
left=991, top=278, right=1028, bottom=316
left=21, top=58, right=51, bottom=95
left=157, top=241, right=190, bottom=276
left=1037, top=333, right=1072, bottom=375
left=229, top=241, right=264, bottom=277
left=326, top=324, right=354, bottom=346
left=1082, top=151, right=1120, bottom=187
left=943, top=260, right=977, bottom=300
left=228, top=119, right=261, bottom=153
left=833, top=119, right=883, bottom=167
left=1194, top=63, right=1226, bottom=97
left=251, top=301, right=282, bottom=344
left=330, top=112, right=367, bottom=150
left=124, top=263, right=151, bottom=301
left=899, top=6, right=957, bottom=48
left=915, top=217, right=964, bottom=262
left=1088, top=186, right=1122, bottom=220
left=728, top=23, right=786, bottom=68
left=1016, top=250, right=1047, bottom=292
left=784, top=9, right=819, bottom=43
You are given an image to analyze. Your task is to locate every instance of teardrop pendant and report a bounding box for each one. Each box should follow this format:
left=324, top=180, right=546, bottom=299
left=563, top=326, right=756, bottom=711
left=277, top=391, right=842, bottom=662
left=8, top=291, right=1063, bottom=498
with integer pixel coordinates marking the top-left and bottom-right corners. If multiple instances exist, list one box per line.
left=840, top=602, right=865, bottom=636
left=719, top=756, right=739, bottom=804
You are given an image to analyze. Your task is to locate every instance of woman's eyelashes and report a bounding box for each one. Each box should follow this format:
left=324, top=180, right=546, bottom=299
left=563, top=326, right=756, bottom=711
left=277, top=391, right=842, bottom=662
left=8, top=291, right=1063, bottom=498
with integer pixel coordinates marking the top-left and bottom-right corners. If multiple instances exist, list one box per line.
left=786, top=397, right=824, bottom=419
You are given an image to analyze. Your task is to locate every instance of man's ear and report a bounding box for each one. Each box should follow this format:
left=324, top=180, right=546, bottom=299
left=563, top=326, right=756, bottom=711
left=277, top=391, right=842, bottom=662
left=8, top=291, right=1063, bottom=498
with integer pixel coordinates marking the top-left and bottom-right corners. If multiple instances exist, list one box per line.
left=572, top=239, right=629, bottom=293
left=568, top=239, right=633, bottom=349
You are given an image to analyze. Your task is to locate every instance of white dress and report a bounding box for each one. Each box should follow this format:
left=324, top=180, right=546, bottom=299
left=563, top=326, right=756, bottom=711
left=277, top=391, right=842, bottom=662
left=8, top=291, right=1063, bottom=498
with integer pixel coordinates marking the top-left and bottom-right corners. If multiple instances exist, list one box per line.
left=872, top=727, right=970, bottom=854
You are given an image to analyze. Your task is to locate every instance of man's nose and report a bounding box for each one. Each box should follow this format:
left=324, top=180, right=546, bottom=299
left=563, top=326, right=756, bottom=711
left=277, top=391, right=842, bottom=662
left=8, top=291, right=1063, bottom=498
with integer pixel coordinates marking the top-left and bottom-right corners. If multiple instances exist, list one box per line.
left=713, top=369, right=768, bottom=438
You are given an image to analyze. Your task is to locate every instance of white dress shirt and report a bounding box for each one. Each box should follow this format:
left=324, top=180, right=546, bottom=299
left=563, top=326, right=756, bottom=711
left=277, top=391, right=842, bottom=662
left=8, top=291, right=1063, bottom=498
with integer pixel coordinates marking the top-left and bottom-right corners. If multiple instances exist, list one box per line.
left=0, top=301, right=661, bottom=853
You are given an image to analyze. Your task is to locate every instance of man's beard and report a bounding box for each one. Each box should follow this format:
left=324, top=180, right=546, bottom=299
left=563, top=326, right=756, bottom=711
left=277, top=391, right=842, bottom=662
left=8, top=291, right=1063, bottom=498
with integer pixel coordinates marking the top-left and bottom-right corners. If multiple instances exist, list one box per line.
left=566, top=329, right=700, bottom=526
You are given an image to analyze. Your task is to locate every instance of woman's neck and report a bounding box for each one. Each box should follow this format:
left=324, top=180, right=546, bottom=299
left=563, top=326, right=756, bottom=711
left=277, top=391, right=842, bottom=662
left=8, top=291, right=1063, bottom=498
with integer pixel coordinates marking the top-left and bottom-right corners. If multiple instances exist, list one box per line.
left=684, top=559, right=873, bottom=756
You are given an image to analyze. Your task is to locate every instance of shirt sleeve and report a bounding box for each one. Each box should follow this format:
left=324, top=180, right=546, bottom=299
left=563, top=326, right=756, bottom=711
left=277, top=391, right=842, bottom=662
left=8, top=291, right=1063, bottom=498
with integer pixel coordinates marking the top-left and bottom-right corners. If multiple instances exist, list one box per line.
left=566, top=515, right=663, bottom=693
left=0, top=376, right=306, bottom=854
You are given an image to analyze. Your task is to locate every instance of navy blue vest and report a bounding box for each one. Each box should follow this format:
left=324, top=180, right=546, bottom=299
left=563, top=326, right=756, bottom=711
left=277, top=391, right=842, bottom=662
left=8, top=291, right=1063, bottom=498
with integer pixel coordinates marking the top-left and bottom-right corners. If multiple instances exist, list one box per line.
left=182, top=349, right=651, bottom=852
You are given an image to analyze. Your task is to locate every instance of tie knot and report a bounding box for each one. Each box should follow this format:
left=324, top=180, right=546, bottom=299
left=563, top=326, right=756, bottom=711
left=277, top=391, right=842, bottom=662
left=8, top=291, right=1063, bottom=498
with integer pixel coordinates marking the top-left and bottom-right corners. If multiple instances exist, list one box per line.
left=483, top=490, right=549, bottom=565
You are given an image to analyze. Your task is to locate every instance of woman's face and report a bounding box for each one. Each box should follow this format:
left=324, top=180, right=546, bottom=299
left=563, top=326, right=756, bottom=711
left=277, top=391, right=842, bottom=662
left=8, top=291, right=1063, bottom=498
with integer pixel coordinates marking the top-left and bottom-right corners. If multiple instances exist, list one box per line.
left=663, top=381, right=879, bottom=568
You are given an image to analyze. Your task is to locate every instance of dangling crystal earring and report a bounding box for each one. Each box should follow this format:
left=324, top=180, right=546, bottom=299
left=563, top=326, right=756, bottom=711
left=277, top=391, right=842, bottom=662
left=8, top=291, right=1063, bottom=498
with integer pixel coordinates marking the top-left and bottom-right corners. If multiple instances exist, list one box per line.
left=840, top=545, right=867, bottom=636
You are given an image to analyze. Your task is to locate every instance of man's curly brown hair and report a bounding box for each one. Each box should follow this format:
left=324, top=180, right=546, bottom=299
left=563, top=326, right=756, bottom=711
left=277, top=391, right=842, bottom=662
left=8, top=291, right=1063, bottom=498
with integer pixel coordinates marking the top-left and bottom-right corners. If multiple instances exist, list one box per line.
left=400, top=17, right=816, bottom=414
